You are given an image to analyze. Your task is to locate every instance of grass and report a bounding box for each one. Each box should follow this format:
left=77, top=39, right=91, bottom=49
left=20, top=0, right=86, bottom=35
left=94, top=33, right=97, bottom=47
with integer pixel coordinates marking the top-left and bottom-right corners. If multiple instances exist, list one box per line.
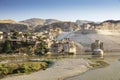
left=88, top=58, right=109, bottom=69
left=0, top=53, right=78, bottom=62
left=0, top=61, right=51, bottom=79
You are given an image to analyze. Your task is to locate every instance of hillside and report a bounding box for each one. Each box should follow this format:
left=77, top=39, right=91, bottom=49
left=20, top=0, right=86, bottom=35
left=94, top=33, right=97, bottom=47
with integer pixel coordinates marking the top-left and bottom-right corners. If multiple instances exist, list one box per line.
left=58, top=30, right=120, bottom=52
left=81, top=20, right=120, bottom=30
left=34, top=22, right=80, bottom=32
left=0, top=19, right=120, bottom=33
left=0, top=23, right=29, bottom=32
left=19, top=18, right=60, bottom=27
left=0, top=19, right=16, bottom=23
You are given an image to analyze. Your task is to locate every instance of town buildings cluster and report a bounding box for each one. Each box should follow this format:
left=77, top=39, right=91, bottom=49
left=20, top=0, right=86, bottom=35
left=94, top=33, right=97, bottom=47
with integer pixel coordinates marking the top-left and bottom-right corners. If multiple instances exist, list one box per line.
left=0, top=28, right=77, bottom=55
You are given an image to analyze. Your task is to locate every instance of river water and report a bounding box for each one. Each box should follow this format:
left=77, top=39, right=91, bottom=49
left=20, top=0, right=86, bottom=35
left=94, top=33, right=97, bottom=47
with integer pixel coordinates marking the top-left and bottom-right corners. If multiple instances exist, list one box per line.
left=65, top=52, right=120, bottom=80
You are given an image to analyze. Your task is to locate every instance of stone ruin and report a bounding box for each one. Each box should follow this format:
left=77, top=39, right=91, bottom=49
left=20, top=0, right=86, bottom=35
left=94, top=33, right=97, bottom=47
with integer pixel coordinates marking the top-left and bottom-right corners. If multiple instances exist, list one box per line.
left=91, top=40, right=104, bottom=56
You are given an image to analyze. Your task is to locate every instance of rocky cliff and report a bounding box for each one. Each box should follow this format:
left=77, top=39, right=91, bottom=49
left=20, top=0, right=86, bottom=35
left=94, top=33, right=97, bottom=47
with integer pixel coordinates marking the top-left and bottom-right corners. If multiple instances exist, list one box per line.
left=81, top=20, right=120, bottom=30
left=99, top=20, right=120, bottom=30
left=34, top=22, right=80, bottom=32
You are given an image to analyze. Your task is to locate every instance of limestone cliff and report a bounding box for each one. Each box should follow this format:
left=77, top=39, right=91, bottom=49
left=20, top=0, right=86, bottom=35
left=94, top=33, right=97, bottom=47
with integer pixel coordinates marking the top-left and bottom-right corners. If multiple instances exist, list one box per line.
left=81, top=20, right=120, bottom=30
left=99, top=20, right=120, bottom=30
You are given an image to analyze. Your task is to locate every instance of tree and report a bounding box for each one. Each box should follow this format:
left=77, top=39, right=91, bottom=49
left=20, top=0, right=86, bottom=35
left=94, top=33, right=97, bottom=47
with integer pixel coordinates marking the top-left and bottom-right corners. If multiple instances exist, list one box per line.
left=35, top=36, right=49, bottom=55
left=11, top=30, right=19, bottom=39
left=23, top=32, right=30, bottom=44
left=2, top=40, right=12, bottom=53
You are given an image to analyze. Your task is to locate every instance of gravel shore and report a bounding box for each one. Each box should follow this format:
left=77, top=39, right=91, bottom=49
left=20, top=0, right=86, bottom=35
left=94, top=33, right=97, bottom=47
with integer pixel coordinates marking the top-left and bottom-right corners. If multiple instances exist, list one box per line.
left=1, top=59, right=90, bottom=80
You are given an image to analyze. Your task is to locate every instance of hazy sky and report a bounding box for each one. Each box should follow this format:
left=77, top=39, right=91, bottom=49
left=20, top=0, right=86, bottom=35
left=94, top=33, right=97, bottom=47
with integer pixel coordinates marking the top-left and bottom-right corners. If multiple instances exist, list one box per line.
left=0, top=0, right=120, bottom=21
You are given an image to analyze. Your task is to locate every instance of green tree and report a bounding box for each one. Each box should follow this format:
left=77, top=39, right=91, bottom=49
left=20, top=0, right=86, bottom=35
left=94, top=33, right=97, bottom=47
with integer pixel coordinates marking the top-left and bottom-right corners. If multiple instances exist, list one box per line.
left=35, top=36, right=49, bottom=55
left=23, top=32, right=30, bottom=44
left=11, top=30, right=19, bottom=39
left=2, top=40, right=12, bottom=53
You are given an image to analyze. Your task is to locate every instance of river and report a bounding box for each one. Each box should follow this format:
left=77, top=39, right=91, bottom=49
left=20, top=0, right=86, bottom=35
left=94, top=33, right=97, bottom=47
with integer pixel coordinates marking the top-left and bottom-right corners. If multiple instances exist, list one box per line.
left=65, top=52, right=120, bottom=80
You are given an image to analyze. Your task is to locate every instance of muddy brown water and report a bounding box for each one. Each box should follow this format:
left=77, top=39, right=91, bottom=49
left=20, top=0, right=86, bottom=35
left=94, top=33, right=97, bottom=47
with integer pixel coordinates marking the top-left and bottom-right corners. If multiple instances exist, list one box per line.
left=65, top=52, right=120, bottom=80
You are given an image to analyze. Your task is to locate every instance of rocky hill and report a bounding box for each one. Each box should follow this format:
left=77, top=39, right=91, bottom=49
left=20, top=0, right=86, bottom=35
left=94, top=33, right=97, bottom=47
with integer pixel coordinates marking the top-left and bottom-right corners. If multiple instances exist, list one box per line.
left=81, top=20, right=120, bottom=30
left=1, top=19, right=120, bottom=32
left=99, top=20, right=120, bottom=30
left=34, top=22, right=80, bottom=32
left=0, top=23, right=29, bottom=32
left=19, top=18, right=60, bottom=27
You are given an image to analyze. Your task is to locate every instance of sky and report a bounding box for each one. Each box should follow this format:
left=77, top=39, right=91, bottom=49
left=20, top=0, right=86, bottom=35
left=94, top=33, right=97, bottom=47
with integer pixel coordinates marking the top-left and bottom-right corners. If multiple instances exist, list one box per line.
left=0, top=0, right=120, bottom=22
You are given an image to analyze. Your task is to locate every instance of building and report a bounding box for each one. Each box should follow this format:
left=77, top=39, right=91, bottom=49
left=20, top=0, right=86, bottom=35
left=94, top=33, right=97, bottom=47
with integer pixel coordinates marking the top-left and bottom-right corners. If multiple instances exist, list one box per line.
left=50, top=38, right=76, bottom=55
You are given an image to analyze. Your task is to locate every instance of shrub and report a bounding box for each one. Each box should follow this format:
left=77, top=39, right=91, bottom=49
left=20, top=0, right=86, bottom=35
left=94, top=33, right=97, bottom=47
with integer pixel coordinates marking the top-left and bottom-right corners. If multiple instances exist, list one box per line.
left=29, top=62, right=41, bottom=71
left=0, top=61, right=48, bottom=78
left=0, top=63, right=19, bottom=75
left=89, top=59, right=109, bottom=68
left=13, top=62, right=47, bottom=73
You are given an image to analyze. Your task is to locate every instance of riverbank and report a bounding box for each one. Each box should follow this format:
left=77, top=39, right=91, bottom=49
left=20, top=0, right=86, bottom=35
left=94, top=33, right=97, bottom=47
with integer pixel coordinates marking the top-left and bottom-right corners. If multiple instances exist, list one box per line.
left=1, top=58, right=90, bottom=80
left=65, top=55, right=120, bottom=80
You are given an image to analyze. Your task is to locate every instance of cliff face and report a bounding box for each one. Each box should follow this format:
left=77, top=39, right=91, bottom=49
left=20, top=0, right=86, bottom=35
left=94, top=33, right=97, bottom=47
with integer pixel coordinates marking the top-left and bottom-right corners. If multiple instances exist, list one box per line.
left=81, top=20, right=120, bottom=30
left=34, top=22, right=80, bottom=32
left=0, top=23, right=29, bottom=32
left=99, top=20, right=120, bottom=30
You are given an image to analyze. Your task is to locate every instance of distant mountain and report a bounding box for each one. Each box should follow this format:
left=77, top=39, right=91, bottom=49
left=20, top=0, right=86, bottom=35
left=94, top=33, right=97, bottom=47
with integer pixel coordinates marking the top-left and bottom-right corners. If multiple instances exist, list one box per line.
left=76, top=20, right=93, bottom=25
left=0, top=19, right=16, bottom=23
left=45, top=19, right=61, bottom=25
left=19, top=18, right=60, bottom=27
left=35, top=22, right=80, bottom=32
left=1, top=18, right=120, bottom=32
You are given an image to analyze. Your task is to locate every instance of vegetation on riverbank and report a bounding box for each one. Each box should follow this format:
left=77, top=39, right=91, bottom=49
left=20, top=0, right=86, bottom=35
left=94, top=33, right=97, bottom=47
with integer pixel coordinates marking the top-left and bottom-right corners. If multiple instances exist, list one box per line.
left=88, top=58, right=109, bottom=68
left=0, top=54, right=76, bottom=62
left=0, top=61, right=51, bottom=79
